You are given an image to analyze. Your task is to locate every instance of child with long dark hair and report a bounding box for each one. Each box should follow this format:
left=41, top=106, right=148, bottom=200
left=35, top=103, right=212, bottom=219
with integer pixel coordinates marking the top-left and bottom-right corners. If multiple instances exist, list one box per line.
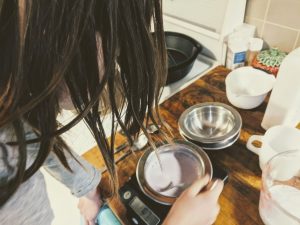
left=0, top=1, right=223, bottom=224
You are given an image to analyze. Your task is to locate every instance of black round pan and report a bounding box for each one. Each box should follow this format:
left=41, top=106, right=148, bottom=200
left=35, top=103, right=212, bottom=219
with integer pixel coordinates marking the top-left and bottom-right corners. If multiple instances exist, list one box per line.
left=165, top=32, right=203, bottom=85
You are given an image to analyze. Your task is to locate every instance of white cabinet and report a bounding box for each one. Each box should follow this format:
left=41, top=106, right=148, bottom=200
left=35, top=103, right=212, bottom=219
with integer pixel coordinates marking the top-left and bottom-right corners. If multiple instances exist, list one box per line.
left=163, top=0, right=247, bottom=64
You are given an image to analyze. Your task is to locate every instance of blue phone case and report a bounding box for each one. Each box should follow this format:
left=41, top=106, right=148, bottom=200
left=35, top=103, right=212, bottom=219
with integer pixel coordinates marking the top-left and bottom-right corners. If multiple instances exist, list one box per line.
left=80, top=204, right=122, bottom=225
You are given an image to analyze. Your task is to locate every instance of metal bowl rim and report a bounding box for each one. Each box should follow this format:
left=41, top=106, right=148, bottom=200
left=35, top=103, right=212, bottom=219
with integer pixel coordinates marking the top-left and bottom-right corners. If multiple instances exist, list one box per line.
left=136, top=140, right=213, bottom=205
left=178, top=102, right=242, bottom=143
left=180, top=130, right=241, bottom=150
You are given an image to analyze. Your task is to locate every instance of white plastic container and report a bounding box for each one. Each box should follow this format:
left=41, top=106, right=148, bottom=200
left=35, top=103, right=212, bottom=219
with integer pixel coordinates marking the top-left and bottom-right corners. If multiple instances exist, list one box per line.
left=226, top=36, right=248, bottom=69
left=226, top=24, right=256, bottom=70
left=234, top=23, right=256, bottom=39
left=261, top=47, right=300, bottom=129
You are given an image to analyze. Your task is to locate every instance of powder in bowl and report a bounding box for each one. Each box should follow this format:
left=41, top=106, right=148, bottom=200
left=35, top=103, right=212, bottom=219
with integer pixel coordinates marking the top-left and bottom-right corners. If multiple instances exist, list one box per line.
left=144, top=144, right=203, bottom=197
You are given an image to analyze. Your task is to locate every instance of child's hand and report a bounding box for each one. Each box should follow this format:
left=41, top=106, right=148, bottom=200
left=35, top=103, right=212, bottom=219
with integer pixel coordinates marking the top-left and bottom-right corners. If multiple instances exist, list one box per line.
left=163, top=175, right=224, bottom=225
left=78, top=188, right=102, bottom=225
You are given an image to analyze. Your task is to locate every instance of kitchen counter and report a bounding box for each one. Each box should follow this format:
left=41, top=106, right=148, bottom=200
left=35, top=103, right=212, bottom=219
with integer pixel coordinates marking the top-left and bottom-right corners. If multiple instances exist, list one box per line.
left=83, top=65, right=266, bottom=225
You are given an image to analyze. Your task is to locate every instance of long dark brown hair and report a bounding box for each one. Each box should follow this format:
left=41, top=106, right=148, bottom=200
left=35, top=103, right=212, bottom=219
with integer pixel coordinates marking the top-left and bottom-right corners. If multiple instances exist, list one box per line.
left=0, top=0, right=167, bottom=206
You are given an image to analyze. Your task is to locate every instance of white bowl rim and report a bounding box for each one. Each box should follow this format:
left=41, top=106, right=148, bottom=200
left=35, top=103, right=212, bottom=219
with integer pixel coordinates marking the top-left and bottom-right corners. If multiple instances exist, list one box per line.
left=225, top=67, right=276, bottom=97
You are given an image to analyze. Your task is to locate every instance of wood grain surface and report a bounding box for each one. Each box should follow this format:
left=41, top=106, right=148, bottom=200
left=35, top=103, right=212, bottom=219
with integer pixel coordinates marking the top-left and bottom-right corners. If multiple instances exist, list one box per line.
left=83, top=66, right=267, bottom=225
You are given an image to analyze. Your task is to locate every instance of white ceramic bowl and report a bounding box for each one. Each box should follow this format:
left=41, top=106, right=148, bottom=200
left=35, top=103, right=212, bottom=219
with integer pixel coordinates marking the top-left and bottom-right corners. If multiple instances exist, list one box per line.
left=225, top=67, right=276, bottom=109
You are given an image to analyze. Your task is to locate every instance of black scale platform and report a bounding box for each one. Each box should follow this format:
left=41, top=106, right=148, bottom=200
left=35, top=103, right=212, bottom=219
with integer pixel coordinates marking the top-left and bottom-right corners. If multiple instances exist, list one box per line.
left=119, top=164, right=229, bottom=225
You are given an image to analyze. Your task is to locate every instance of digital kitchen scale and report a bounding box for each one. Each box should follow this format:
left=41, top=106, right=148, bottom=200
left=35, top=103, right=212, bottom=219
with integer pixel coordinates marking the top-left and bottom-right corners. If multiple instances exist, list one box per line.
left=119, top=164, right=228, bottom=225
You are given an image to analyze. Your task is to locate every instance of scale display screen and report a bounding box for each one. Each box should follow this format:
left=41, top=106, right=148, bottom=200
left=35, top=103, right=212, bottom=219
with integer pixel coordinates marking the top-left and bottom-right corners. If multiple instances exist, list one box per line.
left=129, top=197, right=160, bottom=225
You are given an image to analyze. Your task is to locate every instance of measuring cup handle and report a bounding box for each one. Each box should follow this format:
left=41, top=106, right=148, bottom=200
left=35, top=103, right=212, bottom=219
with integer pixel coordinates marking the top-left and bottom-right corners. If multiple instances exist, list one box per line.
left=246, top=135, right=263, bottom=155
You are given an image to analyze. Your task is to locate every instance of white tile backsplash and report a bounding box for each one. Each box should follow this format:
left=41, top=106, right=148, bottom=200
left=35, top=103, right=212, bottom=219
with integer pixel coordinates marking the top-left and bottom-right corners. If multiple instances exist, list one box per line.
left=245, top=0, right=300, bottom=52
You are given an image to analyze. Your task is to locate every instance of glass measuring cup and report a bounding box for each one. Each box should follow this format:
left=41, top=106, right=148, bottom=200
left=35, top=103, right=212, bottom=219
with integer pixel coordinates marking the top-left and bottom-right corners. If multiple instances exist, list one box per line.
left=259, top=150, right=300, bottom=225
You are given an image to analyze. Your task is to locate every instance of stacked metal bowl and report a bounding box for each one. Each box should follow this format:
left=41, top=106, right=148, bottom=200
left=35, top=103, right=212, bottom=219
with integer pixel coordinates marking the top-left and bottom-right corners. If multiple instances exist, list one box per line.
left=178, top=102, right=242, bottom=150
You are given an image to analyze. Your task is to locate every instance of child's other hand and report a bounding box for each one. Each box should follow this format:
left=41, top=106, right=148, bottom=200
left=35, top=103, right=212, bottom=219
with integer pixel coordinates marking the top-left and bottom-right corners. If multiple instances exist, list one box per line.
left=163, top=175, right=224, bottom=225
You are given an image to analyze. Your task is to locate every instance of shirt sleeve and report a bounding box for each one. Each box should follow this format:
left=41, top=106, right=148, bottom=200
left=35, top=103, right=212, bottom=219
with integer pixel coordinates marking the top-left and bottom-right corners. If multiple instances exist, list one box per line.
left=43, top=148, right=102, bottom=198
left=0, top=126, right=19, bottom=183
left=25, top=128, right=102, bottom=198
left=1, top=123, right=101, bottom=198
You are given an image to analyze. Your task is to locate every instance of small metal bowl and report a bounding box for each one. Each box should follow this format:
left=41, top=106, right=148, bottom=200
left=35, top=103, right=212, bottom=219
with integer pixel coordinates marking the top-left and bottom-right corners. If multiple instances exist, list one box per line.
left=178, top=102, right=242, bottom=145
left=181, top=130, right=241, bottom=150
left=136, top=140, right=212, bottom=205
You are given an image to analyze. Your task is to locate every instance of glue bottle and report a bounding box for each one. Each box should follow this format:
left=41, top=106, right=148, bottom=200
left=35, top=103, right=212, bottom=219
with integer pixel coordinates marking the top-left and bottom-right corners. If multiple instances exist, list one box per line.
left=246, top=38, right=263, bottom=65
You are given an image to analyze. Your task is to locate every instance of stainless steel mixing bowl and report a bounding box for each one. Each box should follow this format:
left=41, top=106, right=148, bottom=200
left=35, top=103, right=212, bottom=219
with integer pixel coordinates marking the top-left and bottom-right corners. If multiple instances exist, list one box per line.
left=136, top=140, right=212, bottom=205
left=178, top=102, right=242, bottom=145
left=181, top=130, right=241, bottom=150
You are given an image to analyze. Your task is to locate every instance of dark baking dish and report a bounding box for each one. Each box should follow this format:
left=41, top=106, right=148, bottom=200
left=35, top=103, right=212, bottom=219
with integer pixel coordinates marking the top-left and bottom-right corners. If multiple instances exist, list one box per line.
left=165, top=32, right=202, bottom=85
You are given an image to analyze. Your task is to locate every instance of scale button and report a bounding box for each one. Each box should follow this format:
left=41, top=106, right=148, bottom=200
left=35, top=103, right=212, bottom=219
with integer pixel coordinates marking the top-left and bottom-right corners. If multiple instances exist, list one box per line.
left=123, top=191, right=132, bottom=200
left=132, top=217, right=139, bottom=224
